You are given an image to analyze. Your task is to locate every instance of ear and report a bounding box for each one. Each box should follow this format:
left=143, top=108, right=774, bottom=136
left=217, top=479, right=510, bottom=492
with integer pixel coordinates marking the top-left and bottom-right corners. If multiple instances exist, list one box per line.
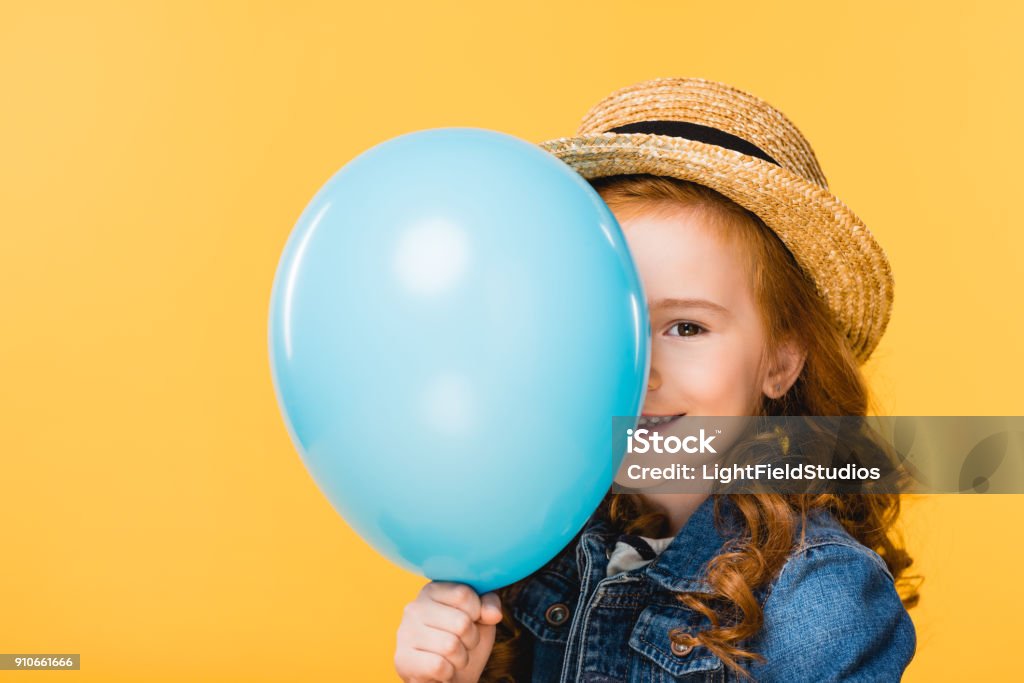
left=762, top=337, right=807, bottom=399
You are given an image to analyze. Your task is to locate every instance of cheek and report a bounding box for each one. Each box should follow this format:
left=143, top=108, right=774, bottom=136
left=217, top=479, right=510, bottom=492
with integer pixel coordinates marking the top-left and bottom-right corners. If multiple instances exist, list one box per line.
left=675, top=343, right=763, bottom=411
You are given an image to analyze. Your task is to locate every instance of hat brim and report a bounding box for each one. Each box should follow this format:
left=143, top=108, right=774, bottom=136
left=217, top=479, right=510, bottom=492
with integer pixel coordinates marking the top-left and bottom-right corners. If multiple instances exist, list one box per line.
left=538, top=132, right=893, bottom=364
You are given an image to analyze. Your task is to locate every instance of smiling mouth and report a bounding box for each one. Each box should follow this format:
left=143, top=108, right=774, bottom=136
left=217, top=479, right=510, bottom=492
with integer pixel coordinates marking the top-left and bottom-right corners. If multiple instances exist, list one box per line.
left=637, top=414, right=686, bottom=431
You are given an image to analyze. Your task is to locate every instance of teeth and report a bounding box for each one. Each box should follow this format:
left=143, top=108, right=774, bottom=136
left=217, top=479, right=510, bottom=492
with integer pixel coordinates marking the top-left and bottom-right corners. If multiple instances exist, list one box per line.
left=637, top=415, right=683, bottom=429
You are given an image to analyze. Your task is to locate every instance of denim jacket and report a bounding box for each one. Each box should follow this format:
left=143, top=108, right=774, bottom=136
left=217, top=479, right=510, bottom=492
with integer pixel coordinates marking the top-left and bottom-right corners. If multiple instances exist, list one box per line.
left=507, top=495, right=916, bottom=682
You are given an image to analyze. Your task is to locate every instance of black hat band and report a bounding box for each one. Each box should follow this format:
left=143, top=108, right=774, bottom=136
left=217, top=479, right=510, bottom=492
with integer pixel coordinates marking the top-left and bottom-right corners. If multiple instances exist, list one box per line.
left=607, top=120, right=780, bottom=167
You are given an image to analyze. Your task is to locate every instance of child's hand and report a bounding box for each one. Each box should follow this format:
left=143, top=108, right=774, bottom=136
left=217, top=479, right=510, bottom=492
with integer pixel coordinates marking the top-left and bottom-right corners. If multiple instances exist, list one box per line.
left=394, top=581, right=503, bottom=683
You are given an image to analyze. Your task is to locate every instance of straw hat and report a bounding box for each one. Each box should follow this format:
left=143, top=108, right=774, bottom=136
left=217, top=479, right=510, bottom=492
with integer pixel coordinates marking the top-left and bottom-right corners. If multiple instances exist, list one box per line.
left=538, top=77, right=893, bottom=364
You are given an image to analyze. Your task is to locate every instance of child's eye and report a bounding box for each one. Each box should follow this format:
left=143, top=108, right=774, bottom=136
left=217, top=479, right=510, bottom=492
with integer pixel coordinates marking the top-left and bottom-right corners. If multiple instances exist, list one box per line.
left=667, top=321, right=706, bottom=337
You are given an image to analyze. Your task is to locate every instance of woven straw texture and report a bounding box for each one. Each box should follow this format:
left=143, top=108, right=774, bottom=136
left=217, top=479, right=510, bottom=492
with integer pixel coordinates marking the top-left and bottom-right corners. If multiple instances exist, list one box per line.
left=539, top=77, right=893, bottom=364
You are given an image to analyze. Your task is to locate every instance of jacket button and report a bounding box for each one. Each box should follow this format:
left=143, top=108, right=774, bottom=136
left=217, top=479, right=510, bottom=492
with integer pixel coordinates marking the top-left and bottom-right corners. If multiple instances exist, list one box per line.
left=669, top=629, right=694, bottom=657
left=544, top=602, right=570, bottom=626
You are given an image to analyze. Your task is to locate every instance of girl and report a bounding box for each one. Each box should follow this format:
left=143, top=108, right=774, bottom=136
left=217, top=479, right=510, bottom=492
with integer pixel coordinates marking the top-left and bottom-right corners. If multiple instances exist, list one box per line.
left=394, top=78, right=919, bottom=682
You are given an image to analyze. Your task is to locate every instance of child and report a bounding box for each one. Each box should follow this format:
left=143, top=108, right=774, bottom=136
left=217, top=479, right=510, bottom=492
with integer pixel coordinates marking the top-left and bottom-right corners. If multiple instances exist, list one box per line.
left=394, top=78, right=918, bottom=682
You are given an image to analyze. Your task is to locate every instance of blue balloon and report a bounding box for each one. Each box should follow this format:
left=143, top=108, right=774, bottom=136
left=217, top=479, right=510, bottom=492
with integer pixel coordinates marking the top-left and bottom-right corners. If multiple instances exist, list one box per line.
left=268, top=128, right=649, bottom=593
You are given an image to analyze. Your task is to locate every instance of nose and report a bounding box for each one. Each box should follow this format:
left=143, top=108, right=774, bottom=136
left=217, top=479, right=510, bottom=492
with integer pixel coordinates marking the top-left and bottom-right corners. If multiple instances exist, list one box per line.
left=647, top=366, right=661, bottom=391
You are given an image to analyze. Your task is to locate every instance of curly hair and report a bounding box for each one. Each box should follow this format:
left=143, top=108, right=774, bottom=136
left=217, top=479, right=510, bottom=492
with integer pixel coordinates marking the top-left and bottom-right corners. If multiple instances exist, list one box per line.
left=480, top=175, right=920, bottom=682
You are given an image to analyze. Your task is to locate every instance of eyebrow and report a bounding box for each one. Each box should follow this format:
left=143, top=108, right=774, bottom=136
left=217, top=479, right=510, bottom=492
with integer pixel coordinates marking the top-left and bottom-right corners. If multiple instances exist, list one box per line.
left=649, top=298, right=731, bottom=315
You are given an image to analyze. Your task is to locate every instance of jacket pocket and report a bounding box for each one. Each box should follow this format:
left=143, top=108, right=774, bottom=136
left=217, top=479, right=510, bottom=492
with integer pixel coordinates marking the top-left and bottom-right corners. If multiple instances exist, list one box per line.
left=627, top=604, right=725, bottom=682
left=510, top=569, right=579, bottom=644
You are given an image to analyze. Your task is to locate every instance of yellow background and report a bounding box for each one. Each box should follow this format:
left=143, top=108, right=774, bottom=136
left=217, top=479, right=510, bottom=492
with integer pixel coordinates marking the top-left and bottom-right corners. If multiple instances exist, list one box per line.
left=2, top=1, right=1021, bottom=680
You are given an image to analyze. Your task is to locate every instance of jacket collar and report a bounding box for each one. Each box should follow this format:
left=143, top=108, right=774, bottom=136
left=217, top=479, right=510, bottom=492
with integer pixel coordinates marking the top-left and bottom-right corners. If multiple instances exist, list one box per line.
left=645, top=495, right=740, bottom=592
left=581, top=495, right=739, bottom=593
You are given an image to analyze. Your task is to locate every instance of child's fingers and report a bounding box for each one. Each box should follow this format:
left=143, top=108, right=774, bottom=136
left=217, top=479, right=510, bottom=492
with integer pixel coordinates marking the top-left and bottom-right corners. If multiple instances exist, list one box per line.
left=479, top=592, right=503, bottom=626
left=414, top=625, right=470, bottom=671
left=418, top=602, right=482, bottom=651
left=422, top=581, right=482, bottom=622
left=396, top=648, right=455, bottom=683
